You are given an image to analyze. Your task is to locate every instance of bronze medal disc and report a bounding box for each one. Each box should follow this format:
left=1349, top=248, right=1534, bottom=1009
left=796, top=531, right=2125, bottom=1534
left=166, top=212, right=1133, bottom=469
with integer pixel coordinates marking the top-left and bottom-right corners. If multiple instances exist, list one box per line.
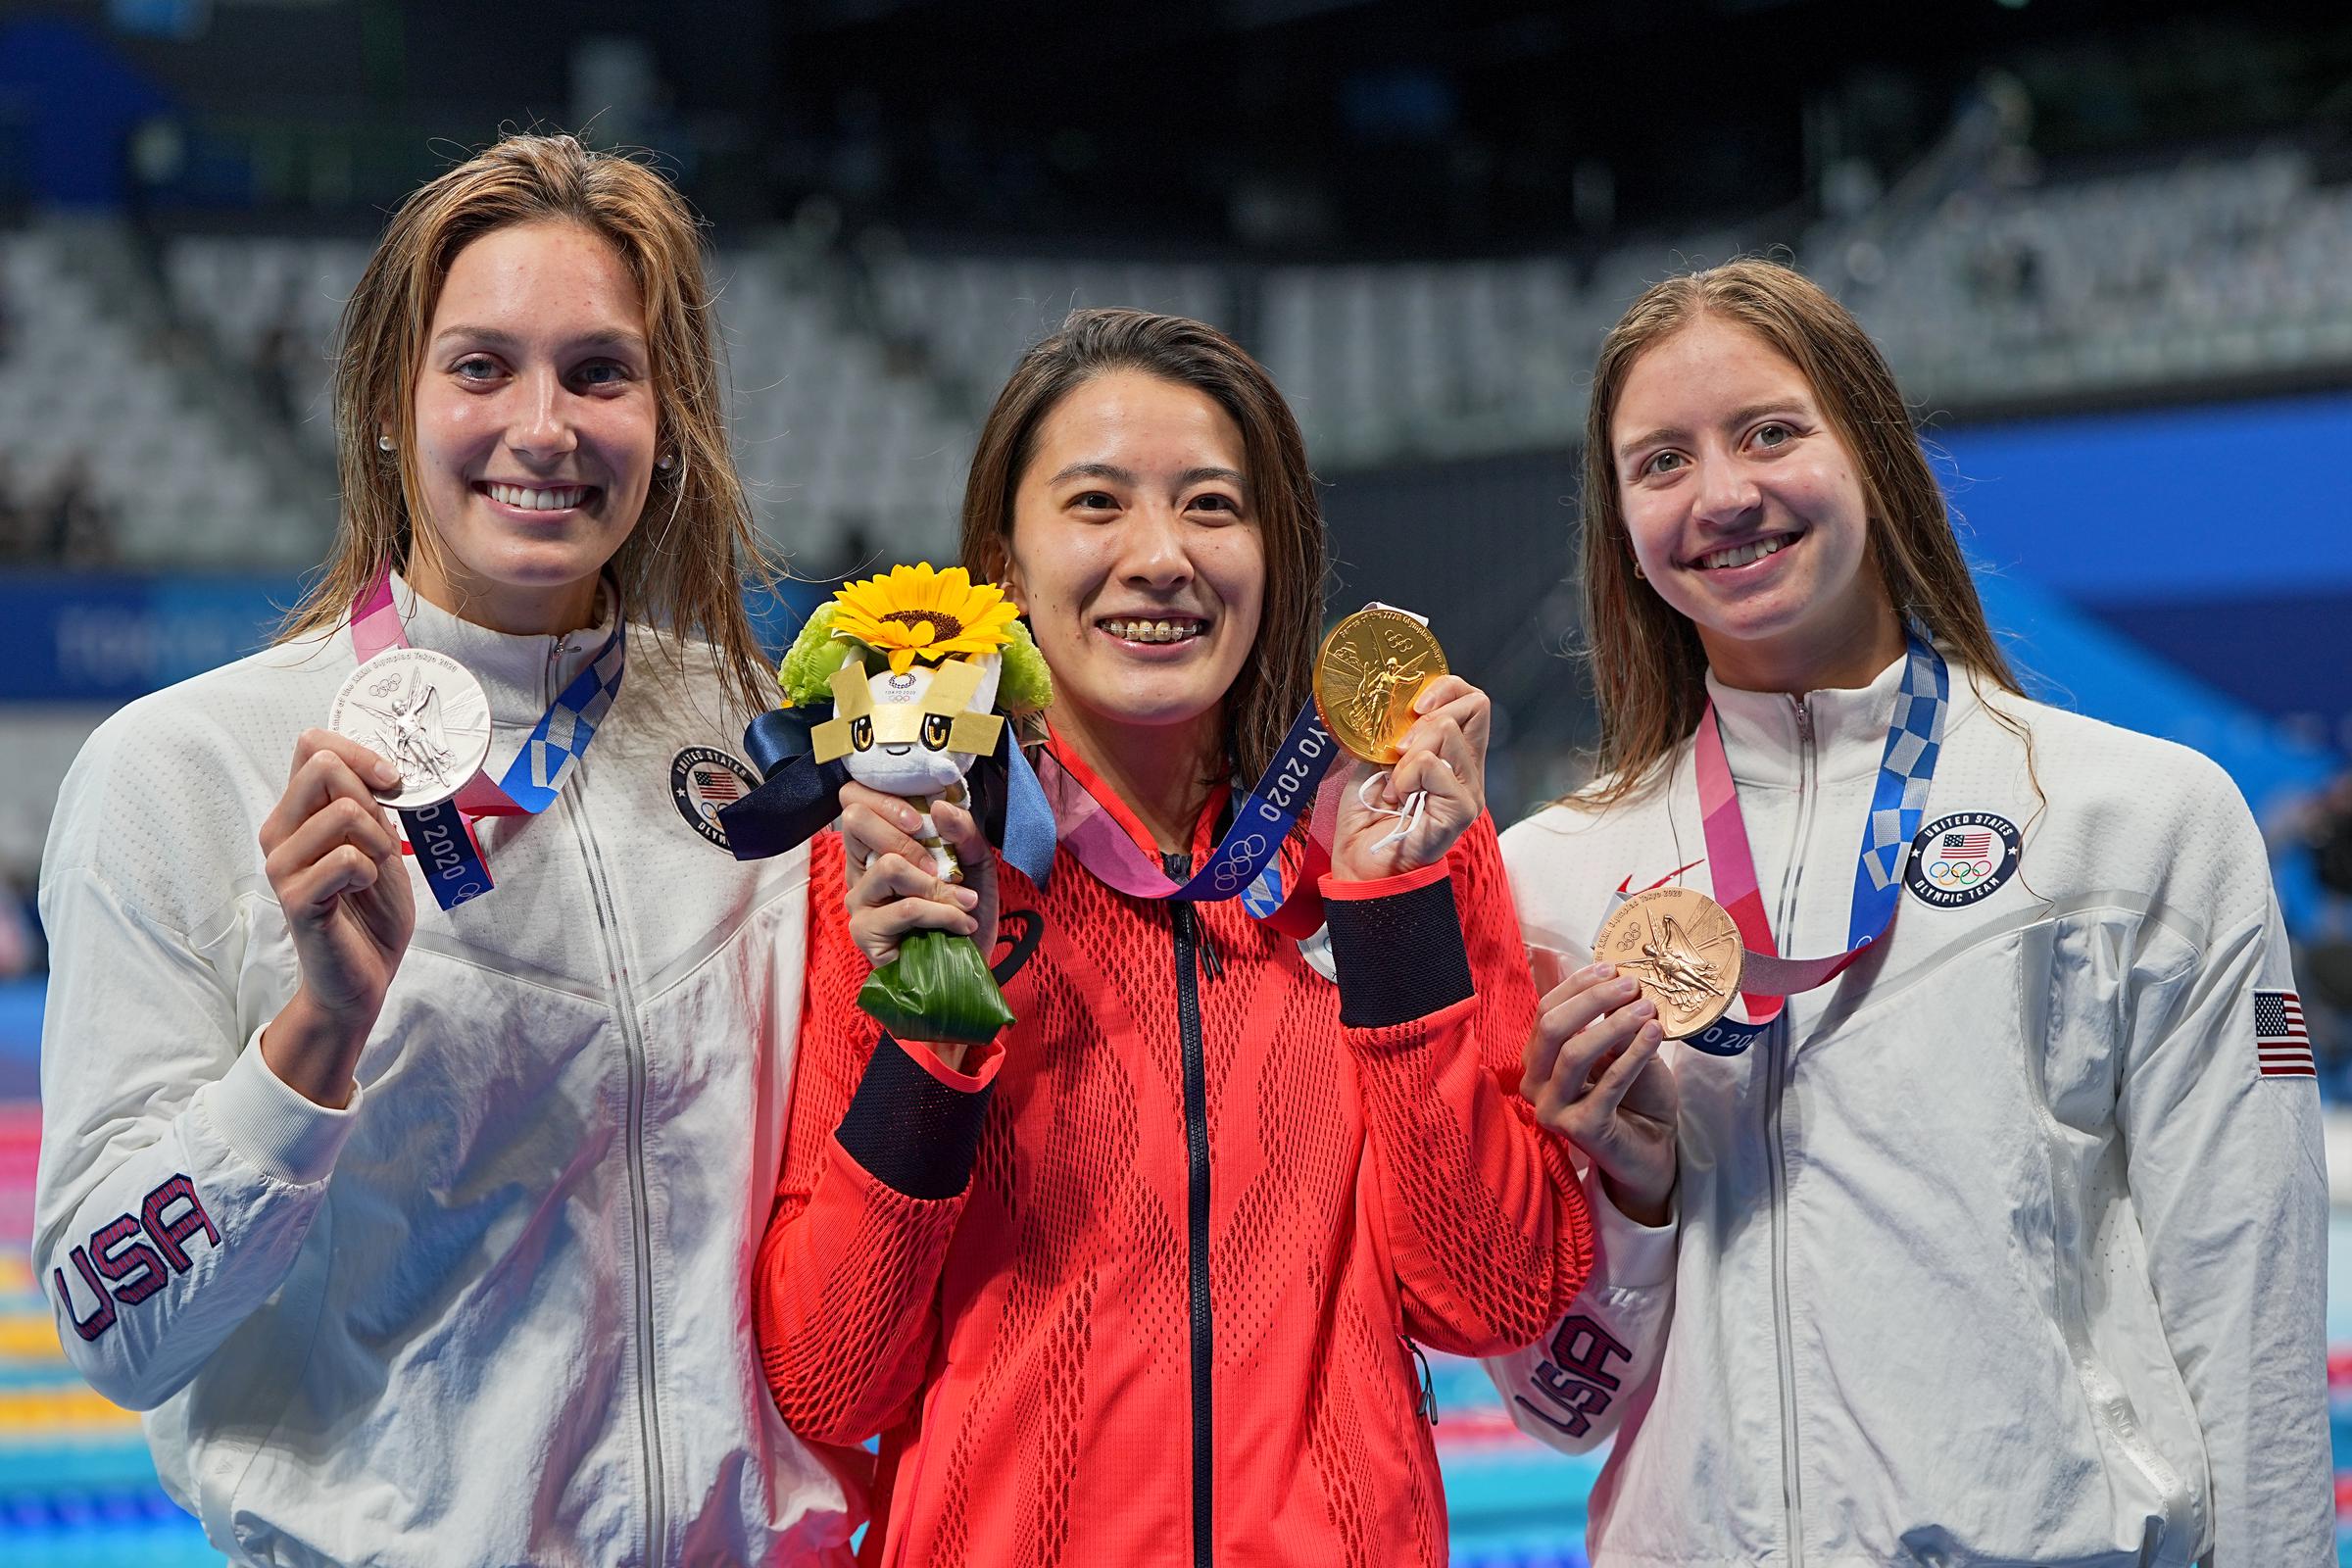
left=1313, top=607, right=1447, bottom=764
left=1592, top=885, right=1746, bottom=1040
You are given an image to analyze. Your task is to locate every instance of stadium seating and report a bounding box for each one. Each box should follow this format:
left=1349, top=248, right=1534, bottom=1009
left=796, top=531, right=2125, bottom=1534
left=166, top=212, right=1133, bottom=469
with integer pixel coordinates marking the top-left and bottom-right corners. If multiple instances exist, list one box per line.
left=1, top=143, right=2340, bottom=572
left=0, top=232, right=318, bottom=568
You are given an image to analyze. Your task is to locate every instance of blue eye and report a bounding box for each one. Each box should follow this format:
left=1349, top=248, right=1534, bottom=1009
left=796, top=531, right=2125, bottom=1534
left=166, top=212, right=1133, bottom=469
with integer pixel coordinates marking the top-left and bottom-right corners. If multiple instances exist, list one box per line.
left=1643, top=451, right=1686, bottom=476
left=576, top=361, right=626, bottom=387
left=1754, top=422, right=1792, bottom=449
left=455, top=356, right=501, bottom=380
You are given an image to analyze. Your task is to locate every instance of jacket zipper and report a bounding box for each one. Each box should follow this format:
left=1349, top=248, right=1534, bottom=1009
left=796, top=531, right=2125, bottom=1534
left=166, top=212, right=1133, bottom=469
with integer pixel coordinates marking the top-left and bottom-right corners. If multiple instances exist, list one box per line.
left=1767, top=695, right=1815, bottom=1568
left=1165, top=852, right=1214, bottom=1568
left=553, top=636, right=669, bottom=1567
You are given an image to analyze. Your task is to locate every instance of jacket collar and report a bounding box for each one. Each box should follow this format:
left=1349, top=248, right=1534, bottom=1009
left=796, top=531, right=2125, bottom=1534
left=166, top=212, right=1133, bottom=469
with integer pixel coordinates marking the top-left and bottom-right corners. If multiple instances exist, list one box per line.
left=1043, top=720, right=1228, bottom=866
left=1701, top=649, right=1915, bottom=789
left=377, top=572, right=619, bottom=727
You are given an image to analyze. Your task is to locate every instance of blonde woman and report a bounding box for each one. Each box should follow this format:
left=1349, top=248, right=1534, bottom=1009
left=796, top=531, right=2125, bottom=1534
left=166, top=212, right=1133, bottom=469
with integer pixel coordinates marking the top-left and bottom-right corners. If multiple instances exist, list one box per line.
left=1491, top=260, right=2329, bottom=1564
left=34, top=135, right=852, bottom=1564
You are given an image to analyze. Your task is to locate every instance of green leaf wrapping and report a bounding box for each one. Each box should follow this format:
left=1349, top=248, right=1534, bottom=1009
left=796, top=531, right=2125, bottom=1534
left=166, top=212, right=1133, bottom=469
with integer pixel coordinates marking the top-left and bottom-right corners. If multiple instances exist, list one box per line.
left=857, top=928, right=1016, bottom=1046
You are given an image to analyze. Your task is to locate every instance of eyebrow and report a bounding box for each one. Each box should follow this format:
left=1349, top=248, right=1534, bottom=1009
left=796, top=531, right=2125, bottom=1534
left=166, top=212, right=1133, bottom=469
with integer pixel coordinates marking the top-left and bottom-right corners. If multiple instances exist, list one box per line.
left=1047, top=461, right=1248, bottom=491
left=430, top=324, right=647, bottom=355
left=1615, top=401, right=1810, bottom=461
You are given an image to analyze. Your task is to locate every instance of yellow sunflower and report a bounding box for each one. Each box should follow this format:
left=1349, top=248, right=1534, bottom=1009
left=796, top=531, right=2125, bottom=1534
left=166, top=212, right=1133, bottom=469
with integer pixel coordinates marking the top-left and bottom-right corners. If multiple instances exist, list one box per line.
left=830, top=563, right=1021, bottom=675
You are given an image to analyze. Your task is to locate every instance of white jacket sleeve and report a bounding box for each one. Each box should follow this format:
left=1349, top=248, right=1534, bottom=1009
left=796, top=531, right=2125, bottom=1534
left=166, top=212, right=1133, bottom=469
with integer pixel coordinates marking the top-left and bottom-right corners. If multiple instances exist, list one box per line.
left=1484, top=1163, right=1678, bottom=1454
left=2115, top=792, right=2331, bottom=1564
left=35, top=762, right=363, bottom=1411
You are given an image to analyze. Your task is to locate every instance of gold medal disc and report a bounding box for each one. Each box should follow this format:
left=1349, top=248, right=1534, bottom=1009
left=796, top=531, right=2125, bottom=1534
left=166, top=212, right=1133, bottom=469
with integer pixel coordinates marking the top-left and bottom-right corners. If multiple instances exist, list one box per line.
left=1313, top=607, right=1447, bottom=764
left=1592, top=886, right=1746, bottom=1040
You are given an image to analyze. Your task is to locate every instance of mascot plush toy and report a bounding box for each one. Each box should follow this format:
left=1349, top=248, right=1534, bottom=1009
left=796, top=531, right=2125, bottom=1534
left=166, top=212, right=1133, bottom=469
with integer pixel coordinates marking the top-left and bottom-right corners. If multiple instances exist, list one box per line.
left=775, top=564, right=1051, bottom=1044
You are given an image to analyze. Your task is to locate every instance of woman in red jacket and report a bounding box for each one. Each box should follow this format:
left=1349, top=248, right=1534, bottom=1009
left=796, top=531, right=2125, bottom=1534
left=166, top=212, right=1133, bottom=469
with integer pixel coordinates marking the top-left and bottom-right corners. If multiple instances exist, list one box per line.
left=752, top=308, right=1592, bottom=1566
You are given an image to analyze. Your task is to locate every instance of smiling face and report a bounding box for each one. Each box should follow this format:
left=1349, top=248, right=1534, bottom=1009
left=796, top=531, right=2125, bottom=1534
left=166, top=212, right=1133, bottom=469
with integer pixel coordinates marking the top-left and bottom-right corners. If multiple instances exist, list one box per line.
left=1611, top=314, right=1903, bottom=692
left=1004, top=369, right=1265, bottom=764
left=405, top=220, right=657, bottom=634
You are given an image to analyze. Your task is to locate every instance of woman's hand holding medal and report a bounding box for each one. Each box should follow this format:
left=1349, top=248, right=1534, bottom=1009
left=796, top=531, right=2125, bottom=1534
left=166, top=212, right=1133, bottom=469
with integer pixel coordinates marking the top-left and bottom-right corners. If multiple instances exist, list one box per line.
left=257, top=729, right=418, bottom=1107
left=1327, top=673, right=1492, bottom=882
left=1522, top=960, right=1678, bottom=1227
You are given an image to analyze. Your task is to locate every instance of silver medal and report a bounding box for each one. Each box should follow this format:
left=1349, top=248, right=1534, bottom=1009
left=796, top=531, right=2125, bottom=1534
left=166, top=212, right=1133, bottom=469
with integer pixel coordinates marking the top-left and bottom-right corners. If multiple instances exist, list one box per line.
left=327, top=648, right=494, bottom=810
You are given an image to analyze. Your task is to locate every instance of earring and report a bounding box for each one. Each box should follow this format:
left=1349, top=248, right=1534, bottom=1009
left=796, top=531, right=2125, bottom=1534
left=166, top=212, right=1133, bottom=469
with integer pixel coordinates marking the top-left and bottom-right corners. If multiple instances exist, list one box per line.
left=377, top=434, right=395, bottom=453
left=1632, top=560, right=1645, bottom=580
left=657, top=452, right=675, bottom=471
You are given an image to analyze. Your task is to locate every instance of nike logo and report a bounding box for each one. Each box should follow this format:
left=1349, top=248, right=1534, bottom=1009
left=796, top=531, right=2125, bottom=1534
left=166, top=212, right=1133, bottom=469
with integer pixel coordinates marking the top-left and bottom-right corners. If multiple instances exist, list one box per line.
left=991, top=908, right=1046, bottom=985
left=1617, top=858, right=1705, bottom=897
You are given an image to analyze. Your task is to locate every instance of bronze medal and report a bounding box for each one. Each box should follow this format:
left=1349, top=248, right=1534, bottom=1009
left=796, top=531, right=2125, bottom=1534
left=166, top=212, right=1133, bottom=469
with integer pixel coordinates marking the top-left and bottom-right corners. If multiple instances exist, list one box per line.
left=1592, top=885, right=1745, bottom=1040
left=1313, top=606, right=1447, bottom=764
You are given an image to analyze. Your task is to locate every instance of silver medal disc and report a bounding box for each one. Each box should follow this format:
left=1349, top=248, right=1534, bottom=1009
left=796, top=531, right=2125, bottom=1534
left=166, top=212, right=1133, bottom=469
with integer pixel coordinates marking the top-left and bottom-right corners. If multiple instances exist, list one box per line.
left=326, top=648, right=495, bottom=810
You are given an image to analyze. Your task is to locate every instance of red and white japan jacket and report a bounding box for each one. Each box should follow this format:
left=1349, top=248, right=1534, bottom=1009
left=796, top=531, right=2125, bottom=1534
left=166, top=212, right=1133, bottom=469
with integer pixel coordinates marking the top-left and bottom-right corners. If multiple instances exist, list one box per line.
left=753, top=738, right=1593, bottom=1567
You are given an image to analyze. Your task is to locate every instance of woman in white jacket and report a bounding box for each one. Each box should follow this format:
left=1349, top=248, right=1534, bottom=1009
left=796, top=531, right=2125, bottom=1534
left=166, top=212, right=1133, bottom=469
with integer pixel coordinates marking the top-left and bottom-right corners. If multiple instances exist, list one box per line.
left=35, top=134, right=852, bottom=1565
left=1492, top=259, right=2330, bottom=1565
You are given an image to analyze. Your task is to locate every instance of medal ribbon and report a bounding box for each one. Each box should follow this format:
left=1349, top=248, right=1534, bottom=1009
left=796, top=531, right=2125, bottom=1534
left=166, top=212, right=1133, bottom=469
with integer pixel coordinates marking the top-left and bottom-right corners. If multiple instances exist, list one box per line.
left=349, top=568, right=626, bottom=910
left=1036, top=697, right=1339, bottom=927
left=1677, top=635, right=1948, bottom=1055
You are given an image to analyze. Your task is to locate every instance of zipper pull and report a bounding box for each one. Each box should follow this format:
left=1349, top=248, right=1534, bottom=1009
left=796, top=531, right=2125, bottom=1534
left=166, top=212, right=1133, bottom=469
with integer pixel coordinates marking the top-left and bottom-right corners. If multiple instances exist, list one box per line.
left=1197, top=917, right=1223, bottom=984
left=1791, top=694, right=1813, bottom=745
left=1404, top=1336, right=1440, bottom=1427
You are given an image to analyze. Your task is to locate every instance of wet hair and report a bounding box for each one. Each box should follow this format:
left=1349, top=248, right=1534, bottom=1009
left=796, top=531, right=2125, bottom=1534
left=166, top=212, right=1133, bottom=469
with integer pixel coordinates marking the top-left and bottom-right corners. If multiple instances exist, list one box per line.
left=281, top=131, right=774, bottom=714
left=1576, top=258, right=2024, bottom=803
left=958, top=308, right=1326, bottom=780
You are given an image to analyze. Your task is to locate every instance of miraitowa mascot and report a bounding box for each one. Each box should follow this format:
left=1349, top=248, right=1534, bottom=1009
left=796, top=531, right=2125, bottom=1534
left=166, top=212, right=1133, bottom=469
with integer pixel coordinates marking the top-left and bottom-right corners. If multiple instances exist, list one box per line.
left=746, top=564, right=1052, bottom=1044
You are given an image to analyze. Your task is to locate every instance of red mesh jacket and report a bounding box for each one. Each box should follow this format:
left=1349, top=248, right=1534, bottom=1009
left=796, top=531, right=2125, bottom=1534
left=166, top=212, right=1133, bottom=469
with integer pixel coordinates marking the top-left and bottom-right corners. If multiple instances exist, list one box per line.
left=754, top=745, right=1592, bottom=1566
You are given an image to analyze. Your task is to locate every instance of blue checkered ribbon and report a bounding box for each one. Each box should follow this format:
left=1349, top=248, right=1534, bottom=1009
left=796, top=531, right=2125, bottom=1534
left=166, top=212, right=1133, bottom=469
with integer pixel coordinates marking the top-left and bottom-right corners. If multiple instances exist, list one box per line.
left=349, top=567, right=627, bottom=909
left=501, top=628, right=627, bottom=812
left=1675, top=633, right=1948, bottom=1057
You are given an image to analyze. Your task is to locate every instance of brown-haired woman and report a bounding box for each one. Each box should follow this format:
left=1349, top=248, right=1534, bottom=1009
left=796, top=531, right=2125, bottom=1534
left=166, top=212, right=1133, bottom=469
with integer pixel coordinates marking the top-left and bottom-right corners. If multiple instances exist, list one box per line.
left=751, top=308, right=1594, bottom=1564
left=35, top=133, right=856, bottom=1565
left=1490, top=258, right=2329, bottom=1564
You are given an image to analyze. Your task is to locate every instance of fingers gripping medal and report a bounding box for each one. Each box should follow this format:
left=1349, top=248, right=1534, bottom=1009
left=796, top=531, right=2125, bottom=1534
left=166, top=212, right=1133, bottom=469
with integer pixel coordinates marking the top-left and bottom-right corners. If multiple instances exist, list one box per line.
left=1314, top=605, right=1448, bottom=852
left=328, top=648, right=496, bottom=906
left=1588, top=634, right=1956, bottom=1055
left=331, top=567, right=628, bottom=912
left=1592, top=886, right=1744, bottom=1039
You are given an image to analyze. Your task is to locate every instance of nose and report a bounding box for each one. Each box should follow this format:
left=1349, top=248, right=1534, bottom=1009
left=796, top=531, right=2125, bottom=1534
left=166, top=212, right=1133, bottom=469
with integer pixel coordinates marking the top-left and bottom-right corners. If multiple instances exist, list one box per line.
left=1690, top=452, right=1762, bottom=530
left=506, top=367, right=579, bottom=466
left=1118, top=501, right=1193, bottom=590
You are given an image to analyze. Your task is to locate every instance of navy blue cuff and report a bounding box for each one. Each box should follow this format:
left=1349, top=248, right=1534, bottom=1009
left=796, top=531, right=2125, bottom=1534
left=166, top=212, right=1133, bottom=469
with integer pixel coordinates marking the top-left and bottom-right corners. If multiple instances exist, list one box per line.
left=1325, top=875, right=1475, bottom=1029
left=836, top=1037, right=992, bottom=1200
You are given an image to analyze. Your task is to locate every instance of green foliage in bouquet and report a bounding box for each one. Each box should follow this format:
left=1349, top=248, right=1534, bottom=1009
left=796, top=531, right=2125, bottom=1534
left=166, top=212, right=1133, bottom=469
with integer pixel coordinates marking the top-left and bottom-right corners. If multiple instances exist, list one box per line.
left=857, top=928, right=1016, bottom=1046
left=776, top=601, right=1053, bottom=714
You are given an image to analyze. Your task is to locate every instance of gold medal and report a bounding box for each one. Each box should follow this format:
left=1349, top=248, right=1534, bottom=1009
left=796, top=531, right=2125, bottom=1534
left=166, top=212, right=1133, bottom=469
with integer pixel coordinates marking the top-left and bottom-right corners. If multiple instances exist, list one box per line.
left=1592, top=886, right=1745, bottom=1040
left=1313, top=606, right=1447, bottom=764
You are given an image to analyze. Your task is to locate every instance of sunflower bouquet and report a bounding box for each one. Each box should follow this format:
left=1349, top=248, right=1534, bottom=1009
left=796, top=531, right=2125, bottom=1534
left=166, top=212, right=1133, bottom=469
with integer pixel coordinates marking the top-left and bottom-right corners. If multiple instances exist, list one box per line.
left=778, top=564, right=1052, bottom=1046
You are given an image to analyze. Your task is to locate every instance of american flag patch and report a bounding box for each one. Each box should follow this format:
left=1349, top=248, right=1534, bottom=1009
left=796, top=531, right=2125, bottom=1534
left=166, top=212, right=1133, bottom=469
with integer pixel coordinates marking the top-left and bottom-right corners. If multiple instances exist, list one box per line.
left=1938, top=831, right=1992, bottom=858
left=693, top=767, right=744, bottom=805
left=2255, top=990, right=2315, bottom=1078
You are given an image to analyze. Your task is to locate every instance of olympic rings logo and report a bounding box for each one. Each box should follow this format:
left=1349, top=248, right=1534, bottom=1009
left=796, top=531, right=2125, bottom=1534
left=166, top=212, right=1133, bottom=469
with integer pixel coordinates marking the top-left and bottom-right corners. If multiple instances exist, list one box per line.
left=1926, top=858, right=1995, bottom=887
left=1210, top=835, right=1269, bottom=893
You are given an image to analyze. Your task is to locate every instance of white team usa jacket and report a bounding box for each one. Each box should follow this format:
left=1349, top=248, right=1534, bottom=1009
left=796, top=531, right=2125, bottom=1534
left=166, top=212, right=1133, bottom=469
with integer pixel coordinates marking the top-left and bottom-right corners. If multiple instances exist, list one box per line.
left=35, top=581, right=853, bottom=1566
left=1490, top=653, right=2330, bottom=1567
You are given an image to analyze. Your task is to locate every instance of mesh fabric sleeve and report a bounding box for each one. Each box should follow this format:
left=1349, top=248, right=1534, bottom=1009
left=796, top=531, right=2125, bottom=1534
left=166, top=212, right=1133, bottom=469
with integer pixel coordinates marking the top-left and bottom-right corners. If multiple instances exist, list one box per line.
left=751, top=830, right=1002, bottom=1447
left=1323, top=815, right=1595, bottom=1357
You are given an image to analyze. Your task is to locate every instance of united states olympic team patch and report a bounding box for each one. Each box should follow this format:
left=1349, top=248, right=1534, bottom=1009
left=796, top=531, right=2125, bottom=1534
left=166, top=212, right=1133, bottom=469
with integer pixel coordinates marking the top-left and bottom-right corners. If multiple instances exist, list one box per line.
left=1903, top=810, right=2022, bottom=908
left=670, top=748, right=760, bottom=850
